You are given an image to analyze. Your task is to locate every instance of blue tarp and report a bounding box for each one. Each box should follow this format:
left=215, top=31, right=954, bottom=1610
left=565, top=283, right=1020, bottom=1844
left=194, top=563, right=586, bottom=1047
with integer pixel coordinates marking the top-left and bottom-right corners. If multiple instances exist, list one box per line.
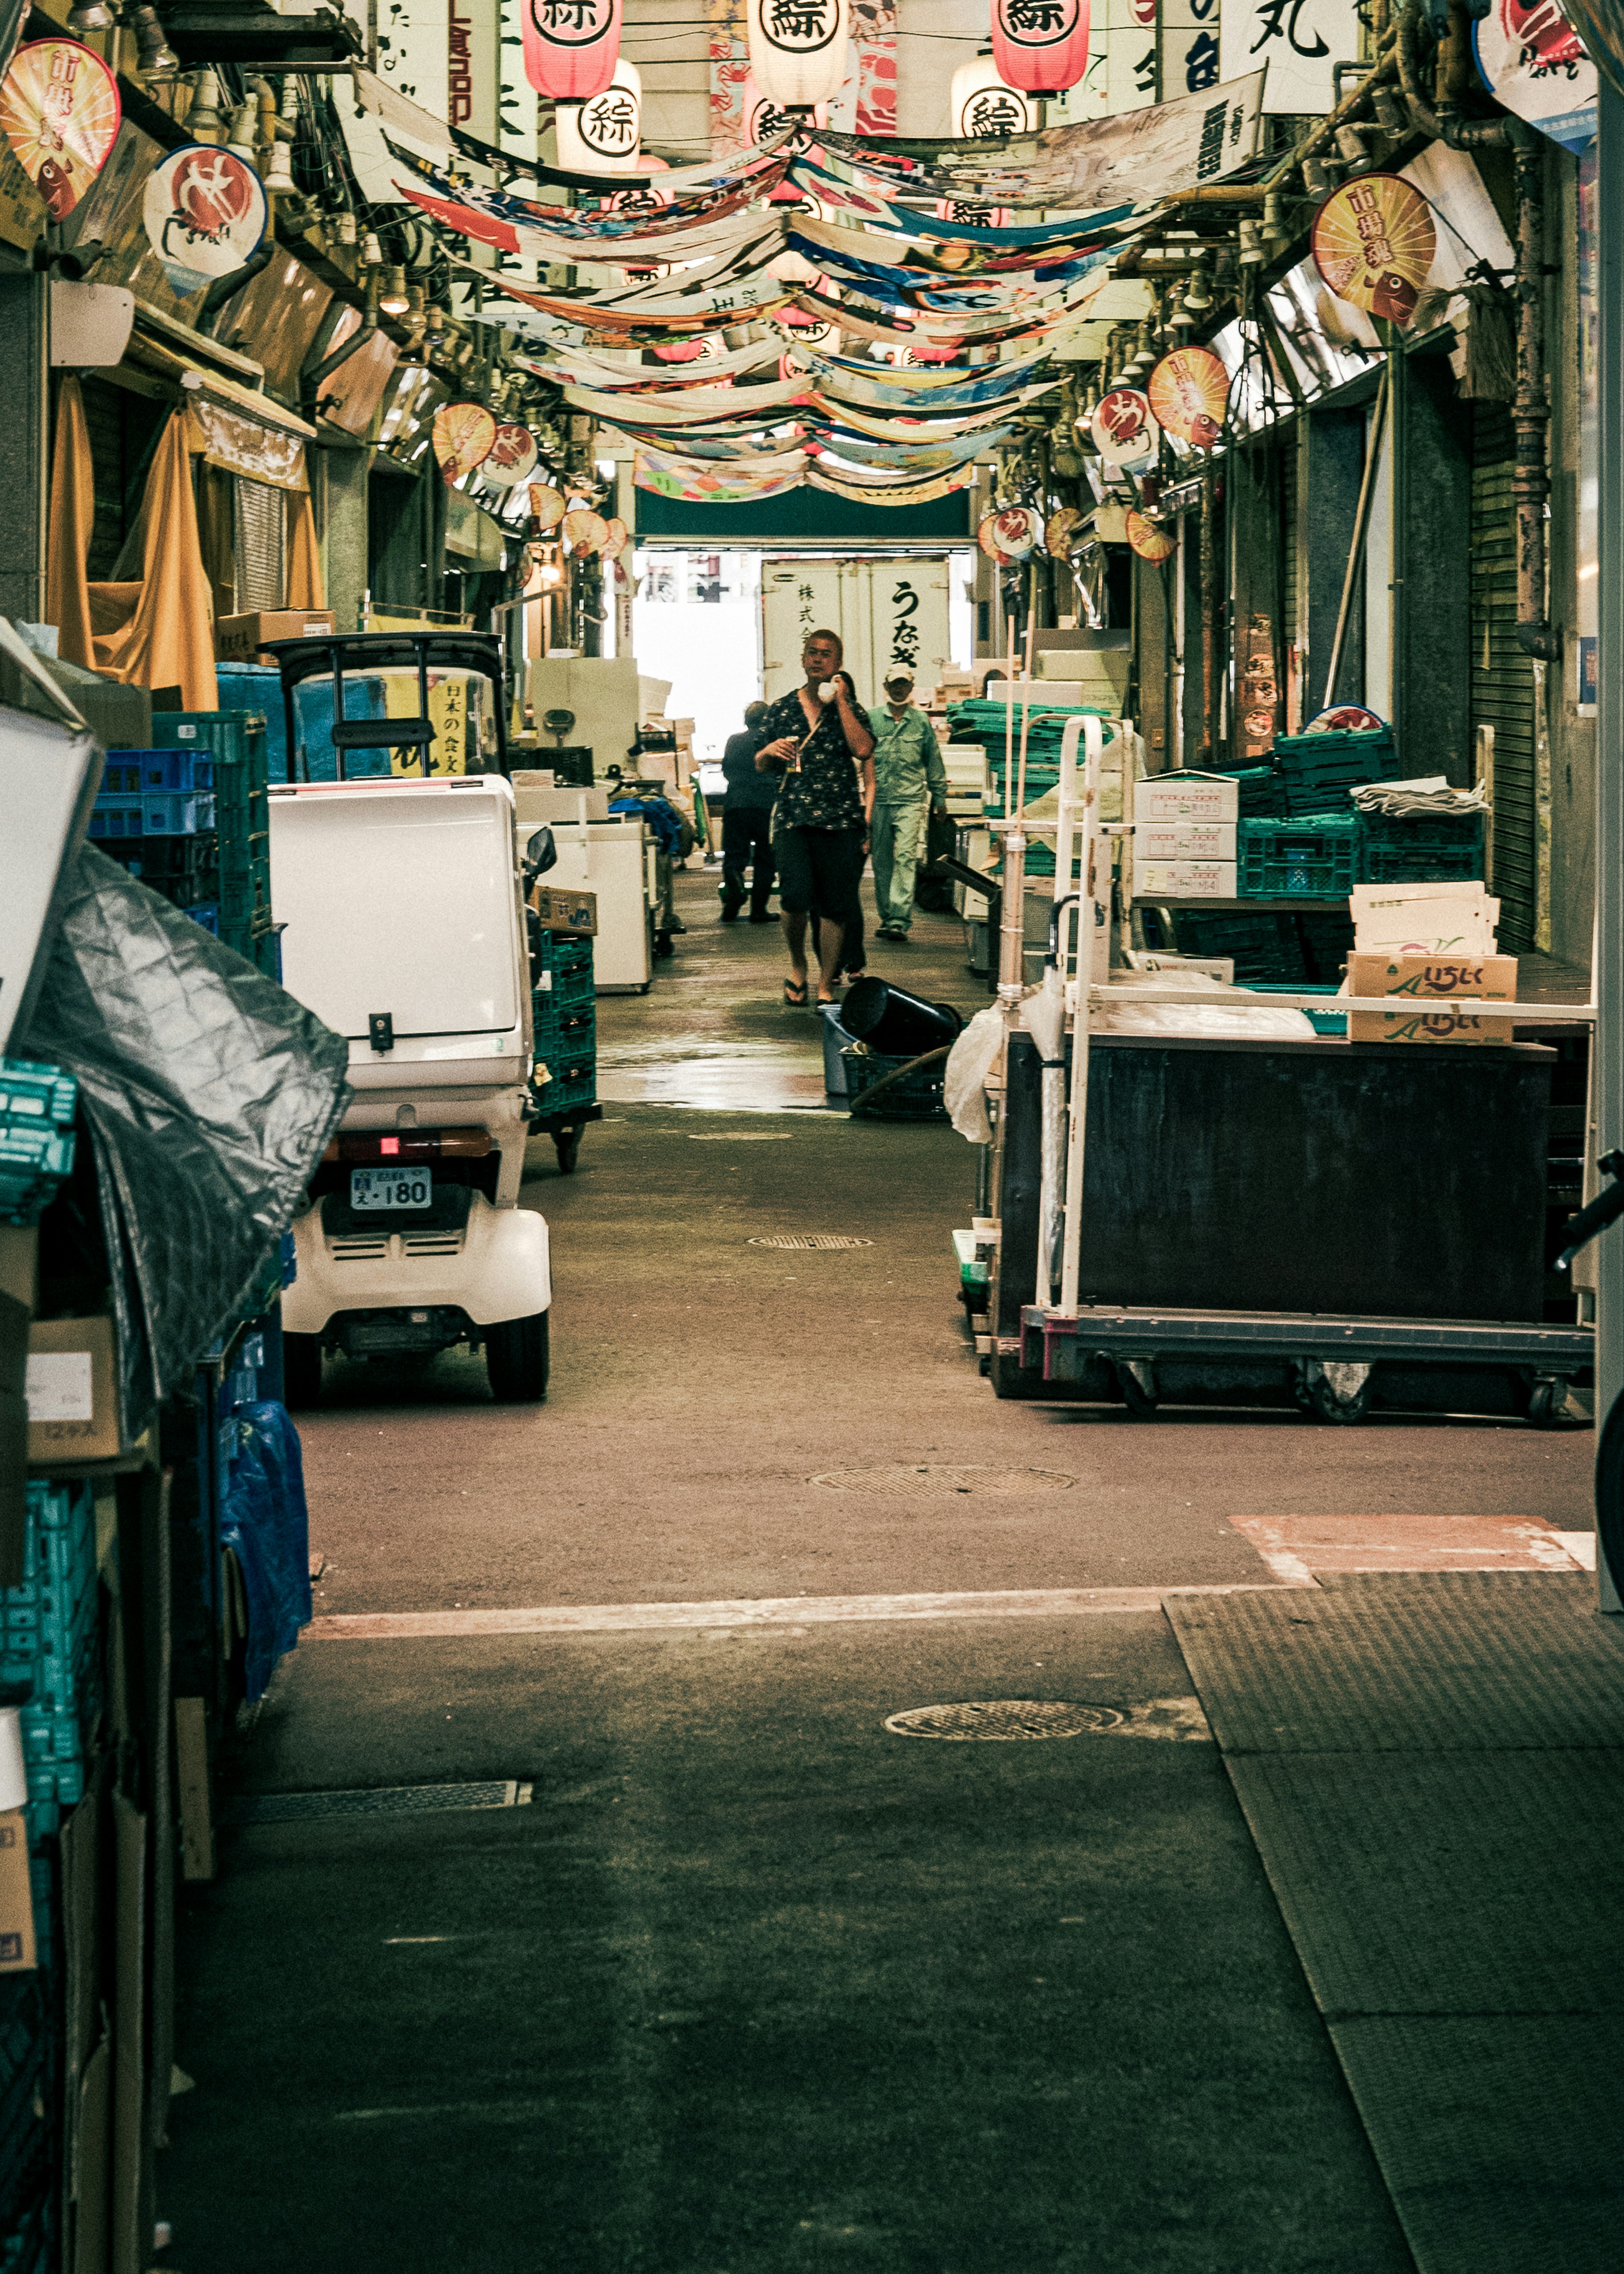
left=220, top=1399, right=313, bottom=1701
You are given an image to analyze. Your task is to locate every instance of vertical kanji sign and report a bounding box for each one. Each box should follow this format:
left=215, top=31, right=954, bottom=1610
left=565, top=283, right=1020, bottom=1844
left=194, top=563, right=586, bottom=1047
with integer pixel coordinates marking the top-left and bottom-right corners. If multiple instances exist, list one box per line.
left=1220, top=0, right=1358, bottom=114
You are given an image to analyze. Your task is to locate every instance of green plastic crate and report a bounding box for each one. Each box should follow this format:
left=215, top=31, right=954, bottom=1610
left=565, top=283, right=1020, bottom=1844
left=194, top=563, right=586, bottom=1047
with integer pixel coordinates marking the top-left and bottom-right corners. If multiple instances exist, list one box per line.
left=1273, top=728, right=1401, bottom=816
left=155, top=709, right=275, bottom=975
left=1238, top=813, right=1361, bottom=900
left=1358, top=810, right=1486, bottom=884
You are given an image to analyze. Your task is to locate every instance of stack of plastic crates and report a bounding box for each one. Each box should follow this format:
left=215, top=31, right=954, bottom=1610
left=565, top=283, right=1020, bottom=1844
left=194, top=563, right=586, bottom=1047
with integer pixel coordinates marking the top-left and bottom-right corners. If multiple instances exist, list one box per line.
left=1272, top=728, right=1402, bottom=817
left=0, top=1975, right=53, bottom=2274
left=154, top=709, right=277, bottom=976
left=1358, top=809, right=1487, bottom=884
left=87, top=748, right=216, bottom=843
left=531, top=931, right=596, bottom=1115
left=4, top=1483, right=101, bottom=1864
left=1238, top=813, right=1361, bottom=900
left=842, top=1043, right=949, bottom=1121
left=1165, top=908, right=1309, bottom=983
left=0, top=1063, right=75, bottom=1226
left=1209, top=762, right=1285, bottom=818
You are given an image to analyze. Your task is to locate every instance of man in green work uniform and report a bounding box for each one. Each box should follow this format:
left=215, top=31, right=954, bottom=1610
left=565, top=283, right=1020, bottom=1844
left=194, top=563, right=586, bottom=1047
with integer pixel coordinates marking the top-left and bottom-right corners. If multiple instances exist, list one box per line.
left=870, top=667, right=947, bottom=942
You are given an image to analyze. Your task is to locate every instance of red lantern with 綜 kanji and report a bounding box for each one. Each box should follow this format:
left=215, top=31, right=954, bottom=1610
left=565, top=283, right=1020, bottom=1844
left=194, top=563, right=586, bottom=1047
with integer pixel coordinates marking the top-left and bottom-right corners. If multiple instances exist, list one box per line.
left=521, top=0, right=622, bottom=103
left=990, top=0, right=1091, bottom=95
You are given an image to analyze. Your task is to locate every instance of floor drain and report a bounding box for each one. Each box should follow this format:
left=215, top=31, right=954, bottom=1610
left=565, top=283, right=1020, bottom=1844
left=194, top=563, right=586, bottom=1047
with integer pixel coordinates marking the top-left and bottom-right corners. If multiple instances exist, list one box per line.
left=226, top=1780, right=532, bottom=1824
left=811, top=1464, right=1076, bottom=1497
left=749, top=1234, right=873, bottom=1250
left=885, top=1702, right=1122, bottom=1741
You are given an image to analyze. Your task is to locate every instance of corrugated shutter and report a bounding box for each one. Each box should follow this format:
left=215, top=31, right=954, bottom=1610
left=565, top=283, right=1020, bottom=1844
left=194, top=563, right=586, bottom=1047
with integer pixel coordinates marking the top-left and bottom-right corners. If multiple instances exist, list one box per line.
left=1470, top=405, right=1535, bottom=951
left=233, top=478, right=286, bottom=613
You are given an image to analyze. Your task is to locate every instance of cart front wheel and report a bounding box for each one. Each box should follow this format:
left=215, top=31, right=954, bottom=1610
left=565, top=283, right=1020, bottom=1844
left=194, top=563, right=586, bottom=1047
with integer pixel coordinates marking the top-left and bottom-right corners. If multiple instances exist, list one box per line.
left=554, top=1129, right=580, bottom=1175
left=283, top=1332, right=322, bottom=1410
left=486, top=1308, right=551, bottom=1403
left=1309, top=1368, right=1372, bottom=1425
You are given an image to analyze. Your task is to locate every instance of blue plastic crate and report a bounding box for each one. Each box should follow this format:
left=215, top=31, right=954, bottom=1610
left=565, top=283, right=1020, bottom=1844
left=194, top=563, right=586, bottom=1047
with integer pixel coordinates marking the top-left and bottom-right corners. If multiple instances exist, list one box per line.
left=1238, top=813, right=1361, bottom=900
left=186, top=904, right=219, bottom=934
left=104, top=747, right=211, bottom=794
left=85, top=796, right=143, bottom=840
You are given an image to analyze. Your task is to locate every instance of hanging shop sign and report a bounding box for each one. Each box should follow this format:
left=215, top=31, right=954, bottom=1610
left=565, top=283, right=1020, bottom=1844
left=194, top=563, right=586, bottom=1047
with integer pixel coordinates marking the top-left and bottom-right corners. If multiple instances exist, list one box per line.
left=1473, top=0, right=1597, bottom=153
left=1147, top=346, right=1229, bottom=448
left=143, top=145, right=267, bottom=296
left=1219, top=0, right=1359, bottom=116
left=950, top=55, right=1036, bottom=137
left=1045, top=505, right=1082, bottom=558
left=432, top=399, right=498, bottom=482
left=977, top=505, right=1043, bottom=563
left=747, top=0, right=849, bottom=111
left=1088, top=385, right=1158, bottom=466
left=555, top=60, right=642, bottom=173
left=521, top=0, right=622, bottom=102
left=0, top=39, right=119, bottom=221
left=992, top=0, right=1092, bottom=94
left=1125, top=508, right=1175, bottom=563
left=563, top=506, right=609, bottom=553
left=481, top=423, right=540, bottom=487
left=529, top=481, right=567, bottom=529
left=1310, top=172, right=1437, bottom=330
left=1306, top=703, right=1385, bottom=733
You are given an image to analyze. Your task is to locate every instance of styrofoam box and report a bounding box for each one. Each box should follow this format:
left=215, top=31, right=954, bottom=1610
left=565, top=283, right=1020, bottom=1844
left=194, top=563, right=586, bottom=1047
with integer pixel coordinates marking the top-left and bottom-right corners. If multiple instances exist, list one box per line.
left=1136, top=820, right=1236, bottom=861
left=1134, top=772, right=1240, bottom=824
left=1133, top=860, right=1238, bottom=899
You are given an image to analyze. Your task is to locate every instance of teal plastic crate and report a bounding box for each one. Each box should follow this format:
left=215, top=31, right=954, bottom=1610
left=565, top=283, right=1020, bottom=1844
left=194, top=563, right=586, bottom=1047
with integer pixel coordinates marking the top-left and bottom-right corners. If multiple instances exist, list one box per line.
left=156, top=708, right=275, bottom=975
left=1238, top=813, right=1361, bottom=900
left=0, top=1062, right=77, bottom=1226
left=1273, top=728, right=1401, bottom=816
left=1358, top=810, right=1486, bottom=884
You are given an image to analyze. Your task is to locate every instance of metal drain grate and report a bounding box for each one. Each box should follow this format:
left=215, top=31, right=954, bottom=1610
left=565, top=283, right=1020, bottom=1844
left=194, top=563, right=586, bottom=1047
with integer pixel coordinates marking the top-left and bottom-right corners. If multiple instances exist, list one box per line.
left=749, top=1234, right=873, bottom=1250
left=811, top=1463, right=1076, bottom=1496
left=885, top=1702, right=1122, bottom=1741
left=226, top=1780, right=532, bottom=1824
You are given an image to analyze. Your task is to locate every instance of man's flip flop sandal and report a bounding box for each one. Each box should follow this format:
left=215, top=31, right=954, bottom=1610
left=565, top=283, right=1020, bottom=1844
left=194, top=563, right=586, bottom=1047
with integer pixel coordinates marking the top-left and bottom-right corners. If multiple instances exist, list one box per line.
left=783, top=979, right=809, bottom=1007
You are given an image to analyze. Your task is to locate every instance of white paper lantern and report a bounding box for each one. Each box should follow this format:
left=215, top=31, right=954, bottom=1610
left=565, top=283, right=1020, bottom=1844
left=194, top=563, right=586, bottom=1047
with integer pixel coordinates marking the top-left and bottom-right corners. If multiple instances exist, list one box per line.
left=555, top=60, right=642, bottom=174
left=949, top=56, right=1035, bottom=139
left=746, top=0, right=849, bottom=112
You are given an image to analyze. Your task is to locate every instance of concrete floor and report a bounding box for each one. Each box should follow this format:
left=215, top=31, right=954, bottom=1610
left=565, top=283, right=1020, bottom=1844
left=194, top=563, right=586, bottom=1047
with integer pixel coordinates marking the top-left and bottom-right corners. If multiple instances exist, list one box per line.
left=164, top=860, right=1595, bottom=2271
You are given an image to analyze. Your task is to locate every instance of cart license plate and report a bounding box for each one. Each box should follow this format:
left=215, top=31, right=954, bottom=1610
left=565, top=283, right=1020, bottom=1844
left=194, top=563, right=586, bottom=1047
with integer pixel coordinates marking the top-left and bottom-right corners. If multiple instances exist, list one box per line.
left=350, top=1167, right=433, bottom=1211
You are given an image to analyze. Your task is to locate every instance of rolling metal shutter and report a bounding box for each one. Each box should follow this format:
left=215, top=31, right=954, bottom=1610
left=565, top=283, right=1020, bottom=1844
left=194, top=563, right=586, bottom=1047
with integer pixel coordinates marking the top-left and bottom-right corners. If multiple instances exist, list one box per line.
left=1469, top=405, right=1536, bottom=951
left=232, top=477, right=286, bottom=613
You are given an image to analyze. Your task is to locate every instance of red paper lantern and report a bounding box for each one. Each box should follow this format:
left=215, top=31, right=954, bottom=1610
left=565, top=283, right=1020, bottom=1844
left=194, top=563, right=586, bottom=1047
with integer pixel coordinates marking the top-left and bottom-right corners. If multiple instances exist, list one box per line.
left=521, top=0, right=622, bottom=103
left=990, top=0, right=1092, bottom=95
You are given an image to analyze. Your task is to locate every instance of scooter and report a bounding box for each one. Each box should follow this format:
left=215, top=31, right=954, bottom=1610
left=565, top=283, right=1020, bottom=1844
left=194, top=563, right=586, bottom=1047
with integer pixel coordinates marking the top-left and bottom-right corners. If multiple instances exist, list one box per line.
left=264, top=632, right=557, bottom=1406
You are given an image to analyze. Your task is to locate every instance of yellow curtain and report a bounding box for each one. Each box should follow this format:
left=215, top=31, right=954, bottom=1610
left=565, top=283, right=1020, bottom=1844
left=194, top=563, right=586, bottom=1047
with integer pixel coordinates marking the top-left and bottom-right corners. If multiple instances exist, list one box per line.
left=45, top=376, right=96, bottom=671
left=285, top=489, right=326, bottom=610
left=196, top=463, right=236, bottom=626
left=88, top=412, right=218, bottom=711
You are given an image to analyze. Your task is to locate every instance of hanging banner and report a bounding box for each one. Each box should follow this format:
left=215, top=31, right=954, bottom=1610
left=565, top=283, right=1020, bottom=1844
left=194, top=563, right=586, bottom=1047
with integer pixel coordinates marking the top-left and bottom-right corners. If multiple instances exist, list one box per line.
left=432, top=399, right=498, bottom=481
left=481, top=423, right=540, bottom=486
left=521, top=0, right=622, bottom=101
left=1310, top=172, right=1437, bottom=329
left=992, top=0, right=1092, bottom=94
left=0, top=39, right=120, bottom=221
left=1219, top=0, right=1358, bottom=115
left=1147, top=345, right=1228, bottom=447
left=950, top=55, right=1036, bottom=137
left=143, top=145, right=268, bottom=296
left=1473, top=2, right=1597, bottom=153
left=746, top=0, right=849, bottom=110
left=555, top=59, right=642, bottom=172
left=1089, top=385, right=1158, bottom=464
left=1125, top=508, right=1174, bottom=562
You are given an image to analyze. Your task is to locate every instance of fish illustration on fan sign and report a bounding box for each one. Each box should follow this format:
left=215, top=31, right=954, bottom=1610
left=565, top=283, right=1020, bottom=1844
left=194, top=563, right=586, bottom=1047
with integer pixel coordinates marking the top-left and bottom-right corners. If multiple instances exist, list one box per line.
left=1088, top=387, right=1158, bottom=467
left=143, top=144, right=266, bottom=294
left=1125, top=509, right=1175, bottom=564
left=0, top=38, right=120, bottom=220
left=480, top=424, right=540, bottom=488
left=431, top=401, right=498, bottom=484
left=1147, top=347, right=1229, bottom=449
left=1310, top=173, right=1437, bottom=330
left=977, top=506, right=1043, bottom=564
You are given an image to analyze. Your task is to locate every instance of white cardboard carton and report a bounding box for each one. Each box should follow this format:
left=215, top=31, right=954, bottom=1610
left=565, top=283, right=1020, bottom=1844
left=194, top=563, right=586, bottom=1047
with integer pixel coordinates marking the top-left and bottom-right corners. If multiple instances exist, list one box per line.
left=1136, top=820, right=1236, bottom=861
left=1134, top=772, right=1240, bottom=824
left=1133, top=859, right=1238, bottom=900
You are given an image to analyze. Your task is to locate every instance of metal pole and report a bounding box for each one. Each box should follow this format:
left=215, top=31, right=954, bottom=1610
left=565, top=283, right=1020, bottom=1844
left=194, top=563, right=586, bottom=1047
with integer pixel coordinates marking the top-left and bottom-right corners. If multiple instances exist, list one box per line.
left=1035, top=716, right=1084, bottom=1305
left=1199, top=459, right=1218, bottom=761
left=1323, top=362, right=1391, bottom=712
left=1595, top=76, right=1624, bottom=1611
left=1058, top=717, right=1103, bottom=1316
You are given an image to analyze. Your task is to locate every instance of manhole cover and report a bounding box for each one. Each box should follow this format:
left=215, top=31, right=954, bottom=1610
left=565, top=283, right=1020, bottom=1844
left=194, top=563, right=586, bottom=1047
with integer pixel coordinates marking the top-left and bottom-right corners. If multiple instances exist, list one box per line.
left=749, top=1235, right=873, bottom=1250
left=810, top=1464, right=1076, bottom=1496
left=885, top=1702, right=1123, bottom=1741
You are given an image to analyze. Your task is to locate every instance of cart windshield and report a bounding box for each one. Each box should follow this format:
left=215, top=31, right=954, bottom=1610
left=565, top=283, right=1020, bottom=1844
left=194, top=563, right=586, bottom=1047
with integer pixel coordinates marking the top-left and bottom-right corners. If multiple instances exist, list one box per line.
left=294, top=666, right=502, bottom=781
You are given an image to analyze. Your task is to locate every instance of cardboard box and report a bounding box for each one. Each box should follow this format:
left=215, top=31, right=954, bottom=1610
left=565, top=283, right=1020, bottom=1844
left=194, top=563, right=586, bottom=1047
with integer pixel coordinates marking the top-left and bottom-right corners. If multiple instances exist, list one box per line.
left=26, top=1314, right=121, bottom=1464
left=0, top=1809, right=36, bottom=1972
left=529, top=883, right=598, bottom=937
left=215, top=610, right=335, bottom=662
left=1346, top=952, right=1517, bottom=1044
left=1136, top=820, right=1236, bottom=861
left=1133, top=860, right=1238, bottom=900
left=1135, top=771, right=1240, bottom=824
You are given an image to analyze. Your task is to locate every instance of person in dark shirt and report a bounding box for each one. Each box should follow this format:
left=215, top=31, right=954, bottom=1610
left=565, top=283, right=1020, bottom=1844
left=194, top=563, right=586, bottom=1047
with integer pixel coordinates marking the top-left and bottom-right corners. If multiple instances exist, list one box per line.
left=718, top=699, right=775, bottom=923
left=755, top=628, right=875, bottom=1006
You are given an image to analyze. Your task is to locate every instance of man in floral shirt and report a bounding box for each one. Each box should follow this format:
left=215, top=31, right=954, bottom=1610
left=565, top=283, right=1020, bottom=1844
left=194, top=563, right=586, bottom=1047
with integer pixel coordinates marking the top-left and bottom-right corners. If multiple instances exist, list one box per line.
left=755, top=628, right=875, bottom=1006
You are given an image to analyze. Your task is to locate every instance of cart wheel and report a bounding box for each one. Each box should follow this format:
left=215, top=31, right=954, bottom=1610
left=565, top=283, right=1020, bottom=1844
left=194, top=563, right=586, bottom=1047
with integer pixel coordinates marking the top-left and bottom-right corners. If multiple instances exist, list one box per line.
left=1526, top=1379, right=1568, bottom=1429
left=1309, top=1373, right=1372, bottom=1425
left=654, top=930, right=675, bottom=959
left=486, top=1308, right=550, bottom=1403
left=1117, top=1361, right=1158, bottom=1419
left=283, top=1332, right=322, bottom=1410
left=554, top=1129, right=580, bottom=1175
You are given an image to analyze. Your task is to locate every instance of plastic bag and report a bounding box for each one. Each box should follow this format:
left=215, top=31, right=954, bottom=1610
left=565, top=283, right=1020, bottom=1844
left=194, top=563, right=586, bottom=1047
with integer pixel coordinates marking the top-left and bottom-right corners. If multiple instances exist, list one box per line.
left=219, top=1400, right=313, bottom=1701
left=944, top=1003, right=1005, bottom=1143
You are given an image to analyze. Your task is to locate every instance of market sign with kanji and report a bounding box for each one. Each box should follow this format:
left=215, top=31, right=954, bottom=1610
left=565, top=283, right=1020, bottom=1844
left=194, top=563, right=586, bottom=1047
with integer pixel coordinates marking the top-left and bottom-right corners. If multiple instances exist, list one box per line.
left=1219, top=0, right=1359, bottom=114
left=1147, top=346, right=1229, bottom=448
left=1311, top=172, right=1437, bottom=329
left=0, top=39, right=119, bottom=220
left=143, top=145, right=267, bottom=295
left=1474, top=0, right=1597, bottom=151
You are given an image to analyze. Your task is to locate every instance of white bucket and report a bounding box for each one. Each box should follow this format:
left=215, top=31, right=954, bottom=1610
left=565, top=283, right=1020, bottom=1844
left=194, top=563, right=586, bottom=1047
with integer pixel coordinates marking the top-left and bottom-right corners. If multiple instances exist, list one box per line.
left=0, top=1706, right=27, bottom=1813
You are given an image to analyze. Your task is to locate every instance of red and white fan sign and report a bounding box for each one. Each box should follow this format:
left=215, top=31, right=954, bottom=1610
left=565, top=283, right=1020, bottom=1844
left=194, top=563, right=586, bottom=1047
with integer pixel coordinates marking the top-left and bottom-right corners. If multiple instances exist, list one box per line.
left=143, top=144, right=266, bottom=295
left=481, top=424, right=540, bottom=488
left=521, top=0, right=622, bottom=103
left=0, top=39, right=120, bottom=220
left=992, top=0, right=1092, bottom=95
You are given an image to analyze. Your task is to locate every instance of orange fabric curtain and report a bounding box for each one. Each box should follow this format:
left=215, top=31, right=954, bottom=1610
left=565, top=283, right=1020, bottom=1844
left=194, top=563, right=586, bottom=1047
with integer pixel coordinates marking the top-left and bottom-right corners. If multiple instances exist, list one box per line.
left=46, top=376, right=96, bottom=671
left=285, top=489, right=326, bottom=610
left=88, top=412, right=218, bottom=712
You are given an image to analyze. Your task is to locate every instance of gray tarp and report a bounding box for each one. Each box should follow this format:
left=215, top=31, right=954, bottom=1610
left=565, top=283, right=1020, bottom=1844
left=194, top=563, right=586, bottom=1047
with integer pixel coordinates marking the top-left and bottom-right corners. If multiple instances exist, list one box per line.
left=22, top=846, right=349, bottom=1432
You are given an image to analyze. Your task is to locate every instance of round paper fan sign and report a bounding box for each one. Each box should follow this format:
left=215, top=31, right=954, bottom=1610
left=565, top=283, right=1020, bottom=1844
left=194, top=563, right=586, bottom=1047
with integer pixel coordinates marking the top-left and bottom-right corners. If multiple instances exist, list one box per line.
left=1088, top=387, right=1158, bottom=467
left=1473, top=2, right=1597, bottom=152
left=528, top=482, right=567, bottom=530
left=1306, top=703, right=1385, bottom=734
left=977, top=505, right=1042, bottom=563
left=480, top=422, right=539, bottom=487
left=143, top=144, right=266, bottom=292
left=432, top=401, right=498, bottom=482
left=1045, top=505, right=1081, bottom=559
left=1311, top=172, right=1437, bottom=329
left=1147, top=347, right=1229, bottom=449
left=1125, top=509, right=1175, bottom=563
left=564, top=508, right=609, bottom=554
left=601, top=516, right=629, bottom=560
left=0, top=39, right=120, bottom=220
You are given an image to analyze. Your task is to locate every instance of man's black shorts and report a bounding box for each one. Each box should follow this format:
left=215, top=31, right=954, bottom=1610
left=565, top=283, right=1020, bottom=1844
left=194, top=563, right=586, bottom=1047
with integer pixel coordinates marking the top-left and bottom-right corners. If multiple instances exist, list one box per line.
left=776, top=824, right=865, bottom=920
